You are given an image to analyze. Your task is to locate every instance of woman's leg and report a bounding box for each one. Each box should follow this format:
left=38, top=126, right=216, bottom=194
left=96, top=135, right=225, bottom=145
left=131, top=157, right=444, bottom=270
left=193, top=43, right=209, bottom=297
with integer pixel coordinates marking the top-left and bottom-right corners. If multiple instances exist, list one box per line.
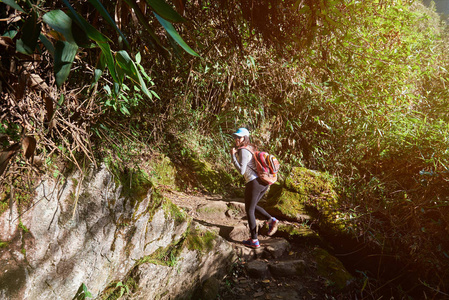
left=245, top=178, right=270, bottom=239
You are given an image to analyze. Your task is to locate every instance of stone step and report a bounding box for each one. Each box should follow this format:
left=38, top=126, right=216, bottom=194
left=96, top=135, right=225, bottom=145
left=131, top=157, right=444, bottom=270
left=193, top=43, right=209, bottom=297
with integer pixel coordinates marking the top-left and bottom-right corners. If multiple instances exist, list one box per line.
left=245, top=259, right=307, bottom=279
left=232, top=237, right=291, bottom=261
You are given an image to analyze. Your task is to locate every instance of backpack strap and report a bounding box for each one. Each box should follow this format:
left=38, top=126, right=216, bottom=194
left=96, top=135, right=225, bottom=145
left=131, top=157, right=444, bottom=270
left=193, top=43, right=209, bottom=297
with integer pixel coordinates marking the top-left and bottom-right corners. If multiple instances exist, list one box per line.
left=238, top=146, right=254, bottom=154
left=237, top=146, right=257, bottom=173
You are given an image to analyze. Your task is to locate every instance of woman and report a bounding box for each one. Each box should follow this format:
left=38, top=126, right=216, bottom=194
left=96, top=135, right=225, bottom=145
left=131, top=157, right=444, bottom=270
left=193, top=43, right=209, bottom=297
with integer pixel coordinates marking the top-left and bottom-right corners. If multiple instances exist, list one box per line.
left=231, top=127, right=278, bottom=248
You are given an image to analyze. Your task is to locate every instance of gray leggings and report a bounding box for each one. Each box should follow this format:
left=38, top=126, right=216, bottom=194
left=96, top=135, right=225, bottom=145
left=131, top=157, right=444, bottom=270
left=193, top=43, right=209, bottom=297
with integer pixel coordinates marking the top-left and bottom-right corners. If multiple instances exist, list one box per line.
left=245, top=177, right=271, bottom=239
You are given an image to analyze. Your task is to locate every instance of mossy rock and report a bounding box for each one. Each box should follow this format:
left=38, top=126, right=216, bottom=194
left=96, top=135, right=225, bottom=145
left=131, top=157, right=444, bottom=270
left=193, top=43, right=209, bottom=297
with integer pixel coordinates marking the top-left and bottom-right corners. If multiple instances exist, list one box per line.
left=107, top=163, right=154, bottom=207
left=313, top=247, right=354, bottom=291
left=265, top=189, right=311, bottom=222
left=284, top=167, right=338, bottom=208
left=162, top=199, right=187, bottom=226
left=188, top=156, right=233, bottom=194
left=275, top=224, right=321, bottom=244
left=148, top=154, right=177, bottom=188
left=185, top=223, right=218, bottom=253
left=270, top=167, right=342, bottom=222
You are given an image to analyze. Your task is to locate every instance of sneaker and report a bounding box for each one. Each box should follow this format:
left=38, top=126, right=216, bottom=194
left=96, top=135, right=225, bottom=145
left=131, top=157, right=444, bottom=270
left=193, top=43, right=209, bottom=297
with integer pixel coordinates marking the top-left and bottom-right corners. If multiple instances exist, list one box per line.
left=243, top=239, right=260, bottom=249
left=267, top=218, right=279, bottom=236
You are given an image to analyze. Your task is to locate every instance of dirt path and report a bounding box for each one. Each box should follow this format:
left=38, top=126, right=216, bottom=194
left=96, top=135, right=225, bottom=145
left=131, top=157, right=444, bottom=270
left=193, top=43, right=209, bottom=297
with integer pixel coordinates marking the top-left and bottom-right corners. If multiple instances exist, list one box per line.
left=164, top=190, right=359, bottom=300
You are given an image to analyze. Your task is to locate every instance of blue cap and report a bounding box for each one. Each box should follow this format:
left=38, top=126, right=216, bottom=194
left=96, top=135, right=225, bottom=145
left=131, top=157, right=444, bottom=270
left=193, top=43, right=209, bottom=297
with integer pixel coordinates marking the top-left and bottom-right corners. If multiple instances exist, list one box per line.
left=233, top=128, right=250, bottom=137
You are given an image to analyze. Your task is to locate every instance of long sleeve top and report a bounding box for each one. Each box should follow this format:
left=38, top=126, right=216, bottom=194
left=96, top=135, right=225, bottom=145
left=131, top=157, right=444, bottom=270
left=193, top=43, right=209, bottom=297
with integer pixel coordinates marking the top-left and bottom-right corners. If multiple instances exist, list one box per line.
left=232, top=148, right=258, bottom=183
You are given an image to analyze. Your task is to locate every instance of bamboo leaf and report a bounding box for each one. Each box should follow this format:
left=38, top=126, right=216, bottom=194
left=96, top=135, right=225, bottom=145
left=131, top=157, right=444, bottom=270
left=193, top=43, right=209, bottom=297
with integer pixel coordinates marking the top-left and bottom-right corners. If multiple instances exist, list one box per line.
left=71, top=20, right=91, bottom=47
left=116, top=50, right=151, bottom=98
left=123, top=0, right=166, bottom=52
left=22, top=136, right=36, bottom=159
left=87, top=0, right=130, bottom=48
left=1, top=0, right=25, bottom=13
left=43, top=10, right=75, bottom=43
left=154, top=13, right=199, bottom=57
left=0, top=143, right=20, bottom=177
left=39, top=33, right=55, bottom=55
left=116, top=50, right=139, bottom=82
left=92, top=52, right=106, bottom=86
left=144, top=0, right=185, bottom=23
left=62, top=0, right=118, bottom=83
left=16, top=11, right=41, bottom=54
left=54, top=41, right=78, bottom=87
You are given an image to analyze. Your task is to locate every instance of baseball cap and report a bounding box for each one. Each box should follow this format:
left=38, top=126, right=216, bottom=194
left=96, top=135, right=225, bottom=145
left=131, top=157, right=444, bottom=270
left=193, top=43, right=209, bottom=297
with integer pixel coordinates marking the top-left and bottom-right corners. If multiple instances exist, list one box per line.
left=232, top=128, right=250, bottom=137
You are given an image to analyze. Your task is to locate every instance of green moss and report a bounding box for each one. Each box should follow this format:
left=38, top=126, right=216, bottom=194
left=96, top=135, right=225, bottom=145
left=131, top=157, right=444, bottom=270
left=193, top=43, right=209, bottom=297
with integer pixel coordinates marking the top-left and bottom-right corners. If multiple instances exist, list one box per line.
left=267, top=167, right=349, bottom=234
left=139, top=244, right=181, bottom=268
left=284, top=167, right=338, bottom=208
left=162, top=200, right=187, bottom=225
left=146, top=190, right=165, bottom=222
left=189, top=156, right=232, bottom=194
left=18, top=220, right=29, bottom=233
left=313, top=248, right=354, bottom=291
left=0, top=241, right=10, bottom=248
left=277, top=224, right=317, bottom=238
left=274, top=167, right=344, bottom=223
left=185, top=227, right=216, bottom=253
left=162, top=133, right=234, bottom=193
left=0, top=178, right=36, bottom=215
left=266, top=189, right=309, bottom=221
left=149, top=154, right=177, bottom=188
left=107, top=161, right=154, bottom=208
left=0, top=198, right=8, bottom=215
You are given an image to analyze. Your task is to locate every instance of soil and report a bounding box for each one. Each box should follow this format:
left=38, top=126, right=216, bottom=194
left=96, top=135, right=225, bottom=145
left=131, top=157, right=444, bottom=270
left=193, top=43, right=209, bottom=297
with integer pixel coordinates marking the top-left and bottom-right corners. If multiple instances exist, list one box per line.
left=164, top=190, right=362, bottom=300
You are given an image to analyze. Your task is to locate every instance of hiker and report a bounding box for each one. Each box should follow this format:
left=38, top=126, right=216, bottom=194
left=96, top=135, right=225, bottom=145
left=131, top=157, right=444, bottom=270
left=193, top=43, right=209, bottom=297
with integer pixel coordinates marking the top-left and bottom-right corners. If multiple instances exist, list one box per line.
left=231, top=127, right=279, bottom=248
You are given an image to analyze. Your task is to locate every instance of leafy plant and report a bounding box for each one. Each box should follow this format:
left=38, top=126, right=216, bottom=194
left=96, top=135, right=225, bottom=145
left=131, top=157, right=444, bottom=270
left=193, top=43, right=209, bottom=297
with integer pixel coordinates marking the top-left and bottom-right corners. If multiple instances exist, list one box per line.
left=114, top=282, right=130, bottom=299
left=1, top=0, right=198, bottom=89
left=72, top=283, right=92, bottom=300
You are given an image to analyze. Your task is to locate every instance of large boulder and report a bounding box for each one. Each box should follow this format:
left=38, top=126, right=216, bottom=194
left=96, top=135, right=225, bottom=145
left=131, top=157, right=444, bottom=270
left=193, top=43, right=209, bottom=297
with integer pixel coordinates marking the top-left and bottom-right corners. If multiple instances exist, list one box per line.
left=0, top=164, right=235, bottom=299
left=313, top=248, right=354, bottom=291
left=129, top=222, right=235, bottom=300
left=266, top=167, right=340, bottom=228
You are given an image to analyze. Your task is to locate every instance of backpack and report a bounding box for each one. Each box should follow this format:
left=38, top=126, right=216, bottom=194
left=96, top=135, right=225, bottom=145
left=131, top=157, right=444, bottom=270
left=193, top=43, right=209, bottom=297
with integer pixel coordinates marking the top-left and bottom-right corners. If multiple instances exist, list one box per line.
left=240, top=147, right=280, bottom=185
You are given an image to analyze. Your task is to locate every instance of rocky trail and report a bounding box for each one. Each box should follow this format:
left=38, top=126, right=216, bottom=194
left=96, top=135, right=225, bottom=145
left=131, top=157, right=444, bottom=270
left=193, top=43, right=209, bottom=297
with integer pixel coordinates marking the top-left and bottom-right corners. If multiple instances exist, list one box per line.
left=164, top=191, right=360, bottom=300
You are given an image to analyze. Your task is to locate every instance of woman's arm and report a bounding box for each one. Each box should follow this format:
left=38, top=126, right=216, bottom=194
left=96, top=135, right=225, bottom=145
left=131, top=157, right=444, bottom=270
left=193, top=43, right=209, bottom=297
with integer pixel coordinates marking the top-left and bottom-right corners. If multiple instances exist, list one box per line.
left=232, top=149, right=252, bottom=175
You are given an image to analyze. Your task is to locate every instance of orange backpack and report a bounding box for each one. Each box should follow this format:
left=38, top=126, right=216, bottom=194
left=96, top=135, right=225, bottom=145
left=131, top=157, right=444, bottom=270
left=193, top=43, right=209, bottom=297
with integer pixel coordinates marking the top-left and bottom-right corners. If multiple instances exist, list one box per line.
left=240, top=147, right=280, bottom=185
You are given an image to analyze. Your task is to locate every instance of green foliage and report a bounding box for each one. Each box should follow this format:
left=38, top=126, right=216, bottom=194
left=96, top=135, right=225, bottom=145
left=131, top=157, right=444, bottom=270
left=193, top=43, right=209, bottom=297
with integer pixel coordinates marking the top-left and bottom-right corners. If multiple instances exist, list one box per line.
left=2, top=0, right=198, bottom=92
left=154, top=13, right=199, bottom=57
left=101, top=53, right=158, bottom=115
left=139, top=243, right=182, bottom=268
left=2, top=0, right=449, bottom=296
left=72, top=283, right=92, bottom=300
left=99, top=277, right=137, bottom=300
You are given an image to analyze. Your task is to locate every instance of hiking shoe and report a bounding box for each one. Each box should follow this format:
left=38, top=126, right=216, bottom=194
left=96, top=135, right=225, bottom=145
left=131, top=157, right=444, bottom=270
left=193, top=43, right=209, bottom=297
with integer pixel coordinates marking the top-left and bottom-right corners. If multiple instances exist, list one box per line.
left=267, top=218, right=279, bottom=236
left=243, top=239, right=260, bottom=249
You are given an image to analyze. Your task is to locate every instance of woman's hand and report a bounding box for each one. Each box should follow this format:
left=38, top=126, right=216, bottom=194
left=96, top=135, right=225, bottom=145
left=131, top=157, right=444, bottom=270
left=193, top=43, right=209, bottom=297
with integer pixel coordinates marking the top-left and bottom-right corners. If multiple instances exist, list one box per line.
left=231, top=147, right=237, bottom=156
